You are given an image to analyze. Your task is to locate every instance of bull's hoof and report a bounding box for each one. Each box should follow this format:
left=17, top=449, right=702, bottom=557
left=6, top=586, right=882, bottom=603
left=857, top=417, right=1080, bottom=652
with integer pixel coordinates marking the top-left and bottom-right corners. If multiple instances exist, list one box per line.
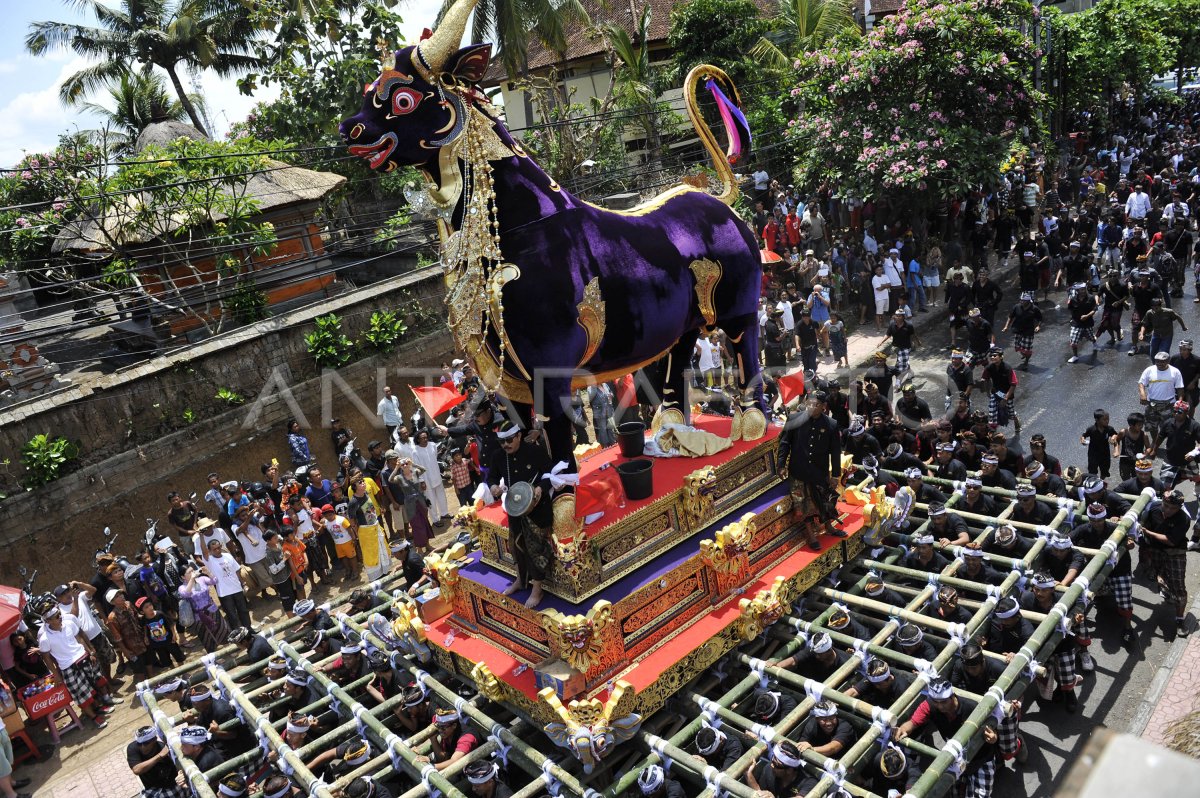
left=740, top=407, right=767, bottom=441
left=729, top=405, right=744, bottom=442
left=651, top=406, right=686, bottom=432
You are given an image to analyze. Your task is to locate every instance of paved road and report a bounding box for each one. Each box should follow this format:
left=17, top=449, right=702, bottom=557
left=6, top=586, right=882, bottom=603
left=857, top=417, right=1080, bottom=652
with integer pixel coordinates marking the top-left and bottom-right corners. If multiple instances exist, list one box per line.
left=856, top=278, right=1200, bottom=794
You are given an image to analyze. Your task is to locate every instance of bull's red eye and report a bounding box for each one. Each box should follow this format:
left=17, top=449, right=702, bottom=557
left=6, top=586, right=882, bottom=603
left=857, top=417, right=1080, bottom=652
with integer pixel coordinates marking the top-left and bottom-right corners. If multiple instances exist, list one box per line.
left=391, top=87, right=422, bottom=115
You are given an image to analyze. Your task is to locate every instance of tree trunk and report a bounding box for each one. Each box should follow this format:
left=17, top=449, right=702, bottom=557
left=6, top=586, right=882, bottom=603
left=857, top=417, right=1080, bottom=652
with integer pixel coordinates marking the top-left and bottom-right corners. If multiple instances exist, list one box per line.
left=165, top=64, right=209, bottom=138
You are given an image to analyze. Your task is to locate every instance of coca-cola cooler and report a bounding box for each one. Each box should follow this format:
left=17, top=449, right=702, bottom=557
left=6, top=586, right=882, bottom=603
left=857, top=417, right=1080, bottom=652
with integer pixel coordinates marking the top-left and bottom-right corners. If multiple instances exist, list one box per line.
left=21, top=684, right=70, bottom=722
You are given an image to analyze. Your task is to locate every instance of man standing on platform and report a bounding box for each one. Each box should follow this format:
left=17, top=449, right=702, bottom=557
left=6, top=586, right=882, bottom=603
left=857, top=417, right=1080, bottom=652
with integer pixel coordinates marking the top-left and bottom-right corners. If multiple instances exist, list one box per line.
left=778, top=391, right=845, bottom=550
left=487, top=421, right=555, bottom=609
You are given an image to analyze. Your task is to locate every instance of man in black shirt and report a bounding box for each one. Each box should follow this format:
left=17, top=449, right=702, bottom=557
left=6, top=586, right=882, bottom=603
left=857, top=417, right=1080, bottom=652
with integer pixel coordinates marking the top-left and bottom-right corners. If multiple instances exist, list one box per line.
left=983, top=596, right=1035, bottom=659
left=945, top=354, right=974, bottom=412
left=893, top=622, right=938, bottom=662
left=128, top=726, right=188, bottom=798
left=964, top=309, right=995, bottom=364
left=693, top=725, right=744, bottom=772
left=958, top=478, right=999, bottom=518
left=1096, top=269, right=1129, bottom=346
left=1010, top=484, right=1054, bottom=525
left=896, top=384, right=932, bottom=430
left=778, top=391, right=844, bottom=549
left=845, top=658, right=912, bottom=705
left=1140, top=490, right=1191, bottom=634
left=906, top=533, right=951, bottom=576
left=933, top=443, right=968, bottom=481
left=863, top=352, right=900, bottom=402
left=863, top=572, right=906, bottom=608
left=883, top=311, right=921, bottom=379
left=986, top=523, right=1031, bottom=559
left=1025, top=462, right=1067, bottom=497
left=1115, top=457, right=1165, bottom=494
left=796, top=700, right=856, bottom=757
left=905, top=469, right=947, bottom=504
left=1022, top=570, right=1088, bottom=711
left=971, top=269, right=1004, bottom=326
left=1003, top=291, right=1042, bottom=369
left=895, top=680, right=998, bottom=798
left=464, top=759, right=514, bottom=798
left=772, top=632, right=846, bottom=681
left=747, top=740, right=815, bottom=798
left=844, top=421, right=883, bottom=462
left=1128, top=269, right=1159, bottom=355
left=978, top=454, right=1017, bottom=490
left=166, top=492, right=200, bottom=551
left=1059, top=240, right=1092, bottom=286
left=928, top=503, right=971, bottom=545
left=487, top=421, right=555, bottom=608
left=1169, top=339, right=1200, bottom=415
left=228, top=626, right=274, bottom=669
left=1066, top=283, right=1100, bottom=363
left=795, top=309, right=821, bottom=374
left=179, top=726, right=224, bottom=789
left=946, top=273, right=972, bottom=349
left=988, top=433, right=1024, bottom=475
left=982, top=348, right=1020, bottom=432
left=950, top=643, right=1027, bottom=763
left=959, top=546, right=1003, bottom=585
left=1073, top=503, right=1136, bottom=647
left=1151, top=400, right=1200, bottom=489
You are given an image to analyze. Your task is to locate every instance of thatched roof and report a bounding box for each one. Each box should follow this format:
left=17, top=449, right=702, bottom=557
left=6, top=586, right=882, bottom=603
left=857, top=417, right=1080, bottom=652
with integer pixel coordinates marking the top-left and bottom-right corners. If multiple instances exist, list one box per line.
left=53, top=122, right=347, bottom=254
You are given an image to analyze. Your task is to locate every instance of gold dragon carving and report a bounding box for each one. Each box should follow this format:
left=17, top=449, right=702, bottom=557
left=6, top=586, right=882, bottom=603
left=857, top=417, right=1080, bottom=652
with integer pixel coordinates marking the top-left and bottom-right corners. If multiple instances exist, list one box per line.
left=679, top=465, right=719, bottom=532
left=541, top=600, right=613, bottom=674
left=735, top=576, right=791, bottom=641
left=699, top=511, right=756, bottom=575
left=540, top=680, right=642, bottom=774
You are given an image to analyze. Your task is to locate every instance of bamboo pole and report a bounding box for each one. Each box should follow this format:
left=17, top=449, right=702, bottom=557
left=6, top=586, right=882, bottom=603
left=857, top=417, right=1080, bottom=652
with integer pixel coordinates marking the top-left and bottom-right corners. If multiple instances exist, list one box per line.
left=137, top=687, right=219, bottom=798
left=907, top=488, right=1153, bottom=796
left=315, top=611, right=593, bottom=798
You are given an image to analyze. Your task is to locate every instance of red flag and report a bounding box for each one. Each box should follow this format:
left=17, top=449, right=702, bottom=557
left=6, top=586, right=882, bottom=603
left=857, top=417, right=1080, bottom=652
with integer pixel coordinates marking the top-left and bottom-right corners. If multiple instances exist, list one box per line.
left=777, top=371, right=805, bottom=406
left=410, top=385, right=468, bottom=419
left=614, top=374, right=637, bottom=414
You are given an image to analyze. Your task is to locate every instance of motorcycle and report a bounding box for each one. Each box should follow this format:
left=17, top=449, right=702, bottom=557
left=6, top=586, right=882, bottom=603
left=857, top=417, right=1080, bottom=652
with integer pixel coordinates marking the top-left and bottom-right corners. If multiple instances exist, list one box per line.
left=17, top=566, right=52, bottom=635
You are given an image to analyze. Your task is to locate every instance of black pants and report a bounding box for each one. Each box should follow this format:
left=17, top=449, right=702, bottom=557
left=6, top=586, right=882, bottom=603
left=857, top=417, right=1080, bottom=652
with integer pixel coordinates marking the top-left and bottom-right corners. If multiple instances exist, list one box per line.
left=511, top=517, right=552, bottom=587
left=219, top=592, right=252, bottom=631
left=147, top=643, right=185, bottom=668
left=273, top=577, right=297, bottom=612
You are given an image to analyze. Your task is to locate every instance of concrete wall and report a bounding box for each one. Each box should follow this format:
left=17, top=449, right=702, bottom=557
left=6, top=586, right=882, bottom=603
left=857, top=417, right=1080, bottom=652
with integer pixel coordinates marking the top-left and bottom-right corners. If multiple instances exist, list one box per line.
left=0, top=266, right=455, bottom=587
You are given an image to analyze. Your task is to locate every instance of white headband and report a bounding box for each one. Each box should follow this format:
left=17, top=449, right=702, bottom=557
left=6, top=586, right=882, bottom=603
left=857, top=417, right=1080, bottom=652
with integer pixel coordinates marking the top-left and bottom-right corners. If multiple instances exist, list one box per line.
left=180, top=726, right=211, bottom=745
left=286, top=717, right=311, bottom=735
left=914, top=534, right=935, bottom=546
left=697, top=727, right=726, bottom=755
left=434, top=710, right=460, bottom=724
left=1032, top=574, right=1057, bottom=589
left=189, top=687, right=212, bottom=702
left=285, top=673, right=310, bottom=687
left=154, top=678, right=187, bottom=695
left=810, top=634, right=833, bottom=654
left=1049, top=535, right=1073, bottom=550
left=813, top=701, right=837, bottom=718
left=218, top=783, right=246, bottom=798
left=344, top=741, right=371, bottom=765
left=996, top=601, right=1020, bottom=619
left=924, top=681, right=954, bottom=701
left=496, top=425, right=521, bottom=440
left=467, top=762, right=499, bottom=785
left=264, top=784, right=292, bottom=798
left=134, top=726, right=158, bottom=744
left=773, top=744, right=803, bottom=768
left=868, top=664, right=892, bottom=684
left=639, top=764, right=665, bottom=794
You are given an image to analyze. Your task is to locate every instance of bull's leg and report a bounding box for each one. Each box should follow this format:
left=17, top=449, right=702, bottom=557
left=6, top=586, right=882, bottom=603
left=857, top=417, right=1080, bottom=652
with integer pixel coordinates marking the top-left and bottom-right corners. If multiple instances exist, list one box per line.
left=722, top=312, right=768, bottom=441
left=651, top=329, right=700, bottom=431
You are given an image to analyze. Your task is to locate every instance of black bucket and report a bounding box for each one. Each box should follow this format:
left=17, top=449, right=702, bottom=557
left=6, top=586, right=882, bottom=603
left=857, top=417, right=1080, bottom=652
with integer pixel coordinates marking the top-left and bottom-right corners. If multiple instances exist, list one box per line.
left=616, top=458, right=654, bottom=501
left=616, top=421, right=647, bottom=458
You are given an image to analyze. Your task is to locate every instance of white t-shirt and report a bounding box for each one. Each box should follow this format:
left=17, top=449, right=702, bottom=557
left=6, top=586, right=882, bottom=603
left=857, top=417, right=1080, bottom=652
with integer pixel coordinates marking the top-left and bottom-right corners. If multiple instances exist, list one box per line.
left=207, top=553, right=244, bottom=598
left=696, top=339, right=718, bottom=371
left=377, top=396, right=402, bottom=427
left=872, top=274, right=891, bottom=300
left=753, top=170, right=770, bottom=190
left=1140, top=364, right=1184, bottom=402
left=60, top=593, right=103, bottom=640
left=326, top=516, right=354, bottom=546
left=193, top=527, right=231, bottom=561
left=776, top=300, right=795, bottom=332
left=234, top=522, right=267, bottom=565
left=291, top=509, right=315, bottom=540
left=38, top=616, right=88, bottom=669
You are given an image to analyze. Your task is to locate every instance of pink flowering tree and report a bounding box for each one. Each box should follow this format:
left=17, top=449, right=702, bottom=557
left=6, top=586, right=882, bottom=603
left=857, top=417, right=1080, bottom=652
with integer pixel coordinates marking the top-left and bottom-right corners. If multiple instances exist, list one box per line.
left=787, top=0, right=1045, bottom=213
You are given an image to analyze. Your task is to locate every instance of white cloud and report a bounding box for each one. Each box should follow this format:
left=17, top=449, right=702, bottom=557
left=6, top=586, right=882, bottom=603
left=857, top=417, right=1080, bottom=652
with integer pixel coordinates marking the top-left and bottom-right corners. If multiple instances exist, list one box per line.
left=0, top=56, right=106, bottom=167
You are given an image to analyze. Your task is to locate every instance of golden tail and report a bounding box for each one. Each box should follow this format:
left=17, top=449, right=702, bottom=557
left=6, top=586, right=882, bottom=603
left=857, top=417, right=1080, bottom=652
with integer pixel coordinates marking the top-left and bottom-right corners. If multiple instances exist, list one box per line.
left=684, top=65, right=750, bottom=207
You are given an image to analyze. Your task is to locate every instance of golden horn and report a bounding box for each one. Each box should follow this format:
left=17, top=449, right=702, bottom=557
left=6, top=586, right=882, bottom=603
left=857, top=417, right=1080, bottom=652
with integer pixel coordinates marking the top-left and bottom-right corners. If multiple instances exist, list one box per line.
left=415, top=0, right=479, bottom=78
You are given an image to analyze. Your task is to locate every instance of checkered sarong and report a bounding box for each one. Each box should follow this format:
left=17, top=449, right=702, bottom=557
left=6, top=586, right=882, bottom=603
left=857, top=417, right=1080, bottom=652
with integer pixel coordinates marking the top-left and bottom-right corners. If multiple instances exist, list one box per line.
left=996, top=701, right=1022, bottom=760
left=1053, top=647, right=1078, bottom=689
left=988, top=394, right=1015, bottom=427
left=1106, top=573, right=1133, bottom=613
left=1013, top=334, right=1034, bottom=357
left=1069, top=325, right=1096, bottom=346
left=1148, top=548, right=1189, bottom=607
left=896, top=348, right=911, bottom=375
left=143, top=786, right=191, bottom=798
left=957, top=758, right=996, bottom=798
left=60, top=655, right=103, bottom=707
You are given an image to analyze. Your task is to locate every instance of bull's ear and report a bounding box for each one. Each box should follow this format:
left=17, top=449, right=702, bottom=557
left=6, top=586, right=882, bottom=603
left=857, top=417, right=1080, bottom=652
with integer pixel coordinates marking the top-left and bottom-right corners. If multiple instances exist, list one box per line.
left=445, top=43, right=492, bottom=83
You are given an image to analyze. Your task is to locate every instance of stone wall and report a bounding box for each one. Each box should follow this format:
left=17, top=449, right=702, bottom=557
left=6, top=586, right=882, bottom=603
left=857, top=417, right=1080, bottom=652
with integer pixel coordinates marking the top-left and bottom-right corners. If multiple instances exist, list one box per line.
left=0, top=266, right=454, bottom=586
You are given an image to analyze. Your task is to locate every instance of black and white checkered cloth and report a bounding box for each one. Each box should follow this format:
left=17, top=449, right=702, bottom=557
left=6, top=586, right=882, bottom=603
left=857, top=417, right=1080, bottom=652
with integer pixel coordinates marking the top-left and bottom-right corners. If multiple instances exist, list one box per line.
left=1159, top=461, right=1199, bottom=488
left=988, top=394, right=1015, bottom=427
left=1106, top=573, right=1133, bottom=612
left=1148, top=548, right=1188, bottom=607
left=896, top=348, right=911, bottom=376
left=1013, top=334, right=1034, bottom=357
left=996, top=703, right=1021, bottom=760
left=59, top=656, right=103, bottom=707
left=1053, top=647, right=1078, bottom=690
left=1069, top=325, right=1097, bottom=346
left=958, top=758, right=996, bottom=798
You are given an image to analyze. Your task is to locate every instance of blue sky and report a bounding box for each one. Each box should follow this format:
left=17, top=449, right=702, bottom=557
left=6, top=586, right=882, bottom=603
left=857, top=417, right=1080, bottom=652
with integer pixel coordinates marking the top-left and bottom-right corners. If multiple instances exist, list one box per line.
left=0, top=0, right=444, bottom=167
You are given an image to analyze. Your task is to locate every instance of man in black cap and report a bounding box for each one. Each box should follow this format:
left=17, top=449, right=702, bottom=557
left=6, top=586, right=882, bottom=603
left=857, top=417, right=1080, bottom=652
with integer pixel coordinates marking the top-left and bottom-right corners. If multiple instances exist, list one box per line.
left=487, top=420, right=555, bottom=608
left=778, top=390, right=844, bottom=550
left=1140, top=489, right=1192, bottom=636
left=128, top=725, right=188, bottom=798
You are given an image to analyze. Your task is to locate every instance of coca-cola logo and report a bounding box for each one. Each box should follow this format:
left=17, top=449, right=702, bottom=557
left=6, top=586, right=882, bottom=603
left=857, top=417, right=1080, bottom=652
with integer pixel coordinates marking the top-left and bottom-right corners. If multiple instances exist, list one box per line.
left=29, top=690, right=67, bottom=714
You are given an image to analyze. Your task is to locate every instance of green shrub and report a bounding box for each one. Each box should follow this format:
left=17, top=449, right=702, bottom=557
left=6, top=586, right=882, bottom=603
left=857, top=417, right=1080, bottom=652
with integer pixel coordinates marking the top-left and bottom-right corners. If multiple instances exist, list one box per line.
left=305, top=313, right=353, bottom=369
left=360, top=310, right=408, bottom=354
left=21, top=434, right=79, bottom=489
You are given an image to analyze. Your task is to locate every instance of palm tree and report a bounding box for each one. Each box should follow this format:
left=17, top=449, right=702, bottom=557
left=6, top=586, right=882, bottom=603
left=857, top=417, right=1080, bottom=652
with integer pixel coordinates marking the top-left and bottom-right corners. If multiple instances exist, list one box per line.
left=25, top=0, right=260, bottom=137
left=80, top=71, right=202, bottom=152
left=750, top=0, right=860, bottom=71
left=437, top=0, right=590, bottom=80
left=603, top=5, right=664, bottom=166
